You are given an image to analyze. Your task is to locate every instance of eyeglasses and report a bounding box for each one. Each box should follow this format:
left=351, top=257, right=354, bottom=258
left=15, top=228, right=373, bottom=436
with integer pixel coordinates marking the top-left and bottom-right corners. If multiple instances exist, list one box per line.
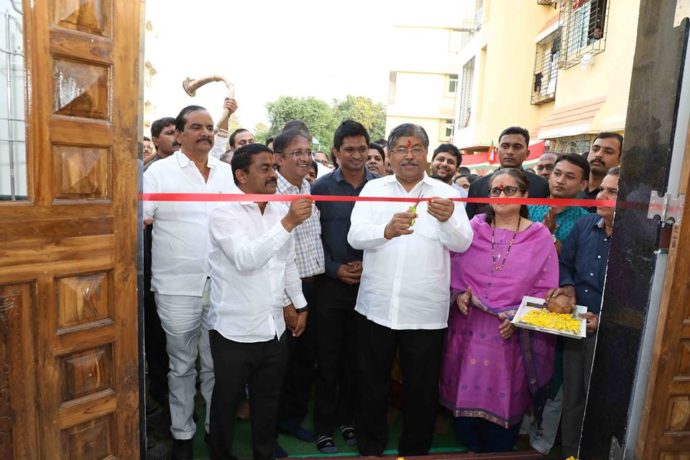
left=280, top=149, right=312, bottom=158
left=488, top=185, right=522, bottom=197
left=391, top=146, right=426, bottom=156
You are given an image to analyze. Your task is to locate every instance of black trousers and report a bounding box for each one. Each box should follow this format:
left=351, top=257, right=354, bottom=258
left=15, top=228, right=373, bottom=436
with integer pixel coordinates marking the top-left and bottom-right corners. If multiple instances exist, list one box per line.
left=561, top=334, right=596, bottom=457
left=278, top=279, right=317, bottom=423
left=355, top=313, right=445, bottom=456
left=313, top=276, right=359, bottom=436
left=143, top=225, right=169, bottom=407
left=209, top=330, right=288, bottom=460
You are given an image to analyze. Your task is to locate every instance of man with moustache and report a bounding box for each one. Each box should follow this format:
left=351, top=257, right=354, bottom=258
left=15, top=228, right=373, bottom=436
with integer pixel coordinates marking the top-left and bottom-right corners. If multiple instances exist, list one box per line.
left=273, top=129, right=325, bottom=445
left=547, top=167, right=620, bottom=458
left=576, top=132, right=623, bottom=211
left=311, top=120, right=377, bottom=453
left=529, top=153, right=591, bottom=254
left=144, top=105, right=236, bottom=460
left=465, top=126, right=549, bottom=218
left=207, top=143, right=313, bottom=460
left=348, top=123, right=473, bottom=456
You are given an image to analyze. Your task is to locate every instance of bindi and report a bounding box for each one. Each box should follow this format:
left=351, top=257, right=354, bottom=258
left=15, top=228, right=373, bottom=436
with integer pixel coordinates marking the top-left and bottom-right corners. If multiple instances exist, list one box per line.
left=406, top=139, right=412, bottom=148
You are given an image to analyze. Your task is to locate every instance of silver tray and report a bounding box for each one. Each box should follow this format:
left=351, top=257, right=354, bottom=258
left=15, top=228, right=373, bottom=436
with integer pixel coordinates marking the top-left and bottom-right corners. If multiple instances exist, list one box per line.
left=511, top=296, right=587, bottom=339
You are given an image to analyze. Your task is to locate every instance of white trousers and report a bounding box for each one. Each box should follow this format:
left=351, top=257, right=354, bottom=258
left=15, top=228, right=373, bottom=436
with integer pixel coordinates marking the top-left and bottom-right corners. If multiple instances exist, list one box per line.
left=155, top=280, right=214, bottom=440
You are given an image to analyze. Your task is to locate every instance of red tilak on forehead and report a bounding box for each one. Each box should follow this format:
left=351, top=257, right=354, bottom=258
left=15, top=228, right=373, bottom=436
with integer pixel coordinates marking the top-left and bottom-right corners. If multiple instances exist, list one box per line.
left=406, top=139, right=412, bottom=148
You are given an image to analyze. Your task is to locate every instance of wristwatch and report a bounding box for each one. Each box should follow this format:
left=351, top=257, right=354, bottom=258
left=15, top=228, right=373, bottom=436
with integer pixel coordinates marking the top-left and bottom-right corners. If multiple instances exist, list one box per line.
left=295, top=306, right=309, bottom=314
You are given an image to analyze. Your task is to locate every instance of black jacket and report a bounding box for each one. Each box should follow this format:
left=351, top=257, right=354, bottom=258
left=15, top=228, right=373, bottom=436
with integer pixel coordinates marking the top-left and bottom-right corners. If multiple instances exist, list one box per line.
left=465, top=169, right=549, bottom=218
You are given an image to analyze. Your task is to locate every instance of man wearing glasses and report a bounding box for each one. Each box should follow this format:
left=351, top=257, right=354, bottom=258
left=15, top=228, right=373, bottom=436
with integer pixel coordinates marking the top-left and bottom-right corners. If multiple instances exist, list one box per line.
left=348, top=123, right=473, bottom=457
left=465, top=126, right=549, bottom=218
left=273, top=128, right=324, bottom=449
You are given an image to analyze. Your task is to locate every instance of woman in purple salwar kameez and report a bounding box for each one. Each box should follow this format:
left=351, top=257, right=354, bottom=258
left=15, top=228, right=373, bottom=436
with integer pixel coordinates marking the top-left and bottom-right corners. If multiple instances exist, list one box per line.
left=439, top=168, right=559, bottom=452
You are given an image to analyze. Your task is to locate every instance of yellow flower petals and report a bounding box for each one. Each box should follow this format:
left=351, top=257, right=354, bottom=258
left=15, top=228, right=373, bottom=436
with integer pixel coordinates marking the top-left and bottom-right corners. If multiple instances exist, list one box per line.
left=521, top=309, right=581, bottom=334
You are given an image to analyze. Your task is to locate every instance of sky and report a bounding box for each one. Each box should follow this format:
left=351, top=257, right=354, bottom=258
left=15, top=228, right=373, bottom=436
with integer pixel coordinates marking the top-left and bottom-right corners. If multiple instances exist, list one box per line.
left=144, top=0, right=471, bottom=131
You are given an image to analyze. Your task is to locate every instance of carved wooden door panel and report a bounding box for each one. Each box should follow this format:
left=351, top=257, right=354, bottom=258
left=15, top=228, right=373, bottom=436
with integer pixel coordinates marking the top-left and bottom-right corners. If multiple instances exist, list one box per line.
left=636, top=129, right=690, bottom=458
left=0, top=1, right=140, bottom=459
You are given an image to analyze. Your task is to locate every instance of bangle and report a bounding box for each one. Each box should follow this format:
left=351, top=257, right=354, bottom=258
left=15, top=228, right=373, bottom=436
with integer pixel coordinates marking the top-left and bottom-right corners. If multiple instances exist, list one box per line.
left=552, top=234, right=558, bottom=244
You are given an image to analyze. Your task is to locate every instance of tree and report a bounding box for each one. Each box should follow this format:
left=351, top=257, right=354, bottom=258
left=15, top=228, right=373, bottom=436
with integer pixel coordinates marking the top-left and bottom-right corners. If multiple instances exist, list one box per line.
left=265, top=96, right=337, bottom=151
left=333, top=95, right=387, bottom=141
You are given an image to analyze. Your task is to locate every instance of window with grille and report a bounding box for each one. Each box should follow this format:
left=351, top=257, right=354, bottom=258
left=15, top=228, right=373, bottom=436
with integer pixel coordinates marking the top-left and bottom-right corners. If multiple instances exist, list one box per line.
left=457, top=58, right=474, bottom=129
left=0, top=1, right=26, bottom=201
left=558, top=0, right=608, bottom=69
left=531, top=29, right=560, bottom=104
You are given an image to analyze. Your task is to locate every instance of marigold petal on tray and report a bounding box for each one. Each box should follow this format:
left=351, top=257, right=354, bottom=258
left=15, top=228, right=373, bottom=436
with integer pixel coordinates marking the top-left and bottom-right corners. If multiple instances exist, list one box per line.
left=520, top=309, right=581, bottom=334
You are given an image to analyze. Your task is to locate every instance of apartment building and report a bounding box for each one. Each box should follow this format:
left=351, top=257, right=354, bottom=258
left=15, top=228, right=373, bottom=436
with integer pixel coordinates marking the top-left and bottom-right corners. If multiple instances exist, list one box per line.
left=454, top=0, right=639, bottom=172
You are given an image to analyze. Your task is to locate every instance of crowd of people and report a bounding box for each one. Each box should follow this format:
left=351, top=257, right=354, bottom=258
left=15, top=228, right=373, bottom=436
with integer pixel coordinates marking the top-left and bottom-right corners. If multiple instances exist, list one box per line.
left=142, top=97, right=623, bottom=460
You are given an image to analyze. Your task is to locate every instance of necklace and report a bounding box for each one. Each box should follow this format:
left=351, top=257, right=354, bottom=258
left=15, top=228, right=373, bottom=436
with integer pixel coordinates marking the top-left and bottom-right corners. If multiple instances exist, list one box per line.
left=491, top=216, right=521, bottom=272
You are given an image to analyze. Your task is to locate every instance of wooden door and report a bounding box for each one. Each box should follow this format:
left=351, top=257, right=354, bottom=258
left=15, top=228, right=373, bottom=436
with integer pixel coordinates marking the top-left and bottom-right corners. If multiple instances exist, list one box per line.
left=0, top=1, right=141, bottom=459
left=636, top=122, right=690, bottom=458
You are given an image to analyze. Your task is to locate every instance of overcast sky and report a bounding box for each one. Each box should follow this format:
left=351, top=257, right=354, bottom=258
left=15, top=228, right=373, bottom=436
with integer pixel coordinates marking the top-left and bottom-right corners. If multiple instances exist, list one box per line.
left=144, top=0, right=470, bottom=130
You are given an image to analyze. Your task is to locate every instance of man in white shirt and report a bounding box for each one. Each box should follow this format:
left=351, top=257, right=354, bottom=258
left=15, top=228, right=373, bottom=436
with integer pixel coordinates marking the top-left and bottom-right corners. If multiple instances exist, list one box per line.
left=207, top=143, right=312, bottom=460
left=273, top=128, right=324, bottom=444
left=348, top=123, right=473, bottom=456
left=144, top=105, right=236, bottom=460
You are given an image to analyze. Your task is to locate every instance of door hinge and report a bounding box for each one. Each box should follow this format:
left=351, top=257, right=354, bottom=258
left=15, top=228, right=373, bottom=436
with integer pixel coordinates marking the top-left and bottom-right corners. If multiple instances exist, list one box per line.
left=647, top=191, right=684, bottom=225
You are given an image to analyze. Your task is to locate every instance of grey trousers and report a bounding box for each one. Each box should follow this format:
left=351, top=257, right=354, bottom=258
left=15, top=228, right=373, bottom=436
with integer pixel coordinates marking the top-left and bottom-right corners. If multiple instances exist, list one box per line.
left=561, top=334, right=596, bottom=458
left=155, top=280, right=214, bottom=440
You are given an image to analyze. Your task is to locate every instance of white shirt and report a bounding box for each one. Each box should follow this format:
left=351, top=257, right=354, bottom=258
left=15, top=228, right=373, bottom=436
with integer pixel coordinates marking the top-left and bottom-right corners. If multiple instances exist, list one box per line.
left=348, top=174, right=473, bottom=330
left=208, top=199, right=307, bottom=343
left=143, top=150, right=237, bottom=296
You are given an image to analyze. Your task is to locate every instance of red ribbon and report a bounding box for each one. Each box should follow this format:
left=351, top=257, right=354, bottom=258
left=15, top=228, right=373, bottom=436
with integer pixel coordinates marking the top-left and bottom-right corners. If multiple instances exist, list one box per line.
left=141, top=193, right=616, bottom=208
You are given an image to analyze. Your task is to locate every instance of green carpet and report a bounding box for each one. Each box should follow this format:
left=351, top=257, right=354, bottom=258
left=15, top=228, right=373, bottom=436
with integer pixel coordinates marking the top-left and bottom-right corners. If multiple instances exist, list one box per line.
left=191, top=400, right=466, bottom=459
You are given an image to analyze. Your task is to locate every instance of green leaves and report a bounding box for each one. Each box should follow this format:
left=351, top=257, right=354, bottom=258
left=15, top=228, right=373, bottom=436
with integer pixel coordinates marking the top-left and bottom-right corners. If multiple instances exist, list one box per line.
left=263, top=95, right=386, bottom=151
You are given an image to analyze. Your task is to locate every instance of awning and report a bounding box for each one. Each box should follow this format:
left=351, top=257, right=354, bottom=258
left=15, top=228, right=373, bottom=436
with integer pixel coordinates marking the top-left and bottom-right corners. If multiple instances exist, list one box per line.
left=537, top=96, right=606, bottom=139
left=461, top=141, right=545, bottom=166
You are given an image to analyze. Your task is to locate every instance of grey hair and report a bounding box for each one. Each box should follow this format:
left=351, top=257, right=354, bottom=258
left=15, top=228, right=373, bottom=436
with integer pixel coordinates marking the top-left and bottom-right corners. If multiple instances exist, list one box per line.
left=387, top=123, right=429, bottom=151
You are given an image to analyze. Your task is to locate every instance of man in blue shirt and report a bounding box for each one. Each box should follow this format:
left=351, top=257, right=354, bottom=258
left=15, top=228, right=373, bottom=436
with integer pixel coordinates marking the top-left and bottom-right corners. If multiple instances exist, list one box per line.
left=547, top=166, right=620, bottom=458
left=310, top=120, right=377, bottom=453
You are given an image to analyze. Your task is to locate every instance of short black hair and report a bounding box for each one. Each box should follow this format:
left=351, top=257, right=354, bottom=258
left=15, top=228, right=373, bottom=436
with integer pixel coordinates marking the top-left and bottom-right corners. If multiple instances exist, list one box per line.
left=432, top=143, right=462, bottom=165
left=387, top=123, right=429, bottom=151
left=143, top=136, right=151, bottom=142
left=457, top=166, right=471, bottom=175
left=368, top=143, right=385, bottom=158
left=151, top=117, right=176, bottom=138
left=309, top=160, right=318, bottom=176
left=175, top=105, right=206, bottom=132
left=333, top=120, right=370, bottom=150
left=593, top=132, right=624, bottom=155
left=273, top=129, right=309, bottom=154
left=230, top=143, right=273, bottom=185
left=373, top=138, right=387, bottom=148
left=229, top=128, right=250, bottom=148
left=498, top=126, right=530, bottom=146
left=554, top=153, right=590, bottom=180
